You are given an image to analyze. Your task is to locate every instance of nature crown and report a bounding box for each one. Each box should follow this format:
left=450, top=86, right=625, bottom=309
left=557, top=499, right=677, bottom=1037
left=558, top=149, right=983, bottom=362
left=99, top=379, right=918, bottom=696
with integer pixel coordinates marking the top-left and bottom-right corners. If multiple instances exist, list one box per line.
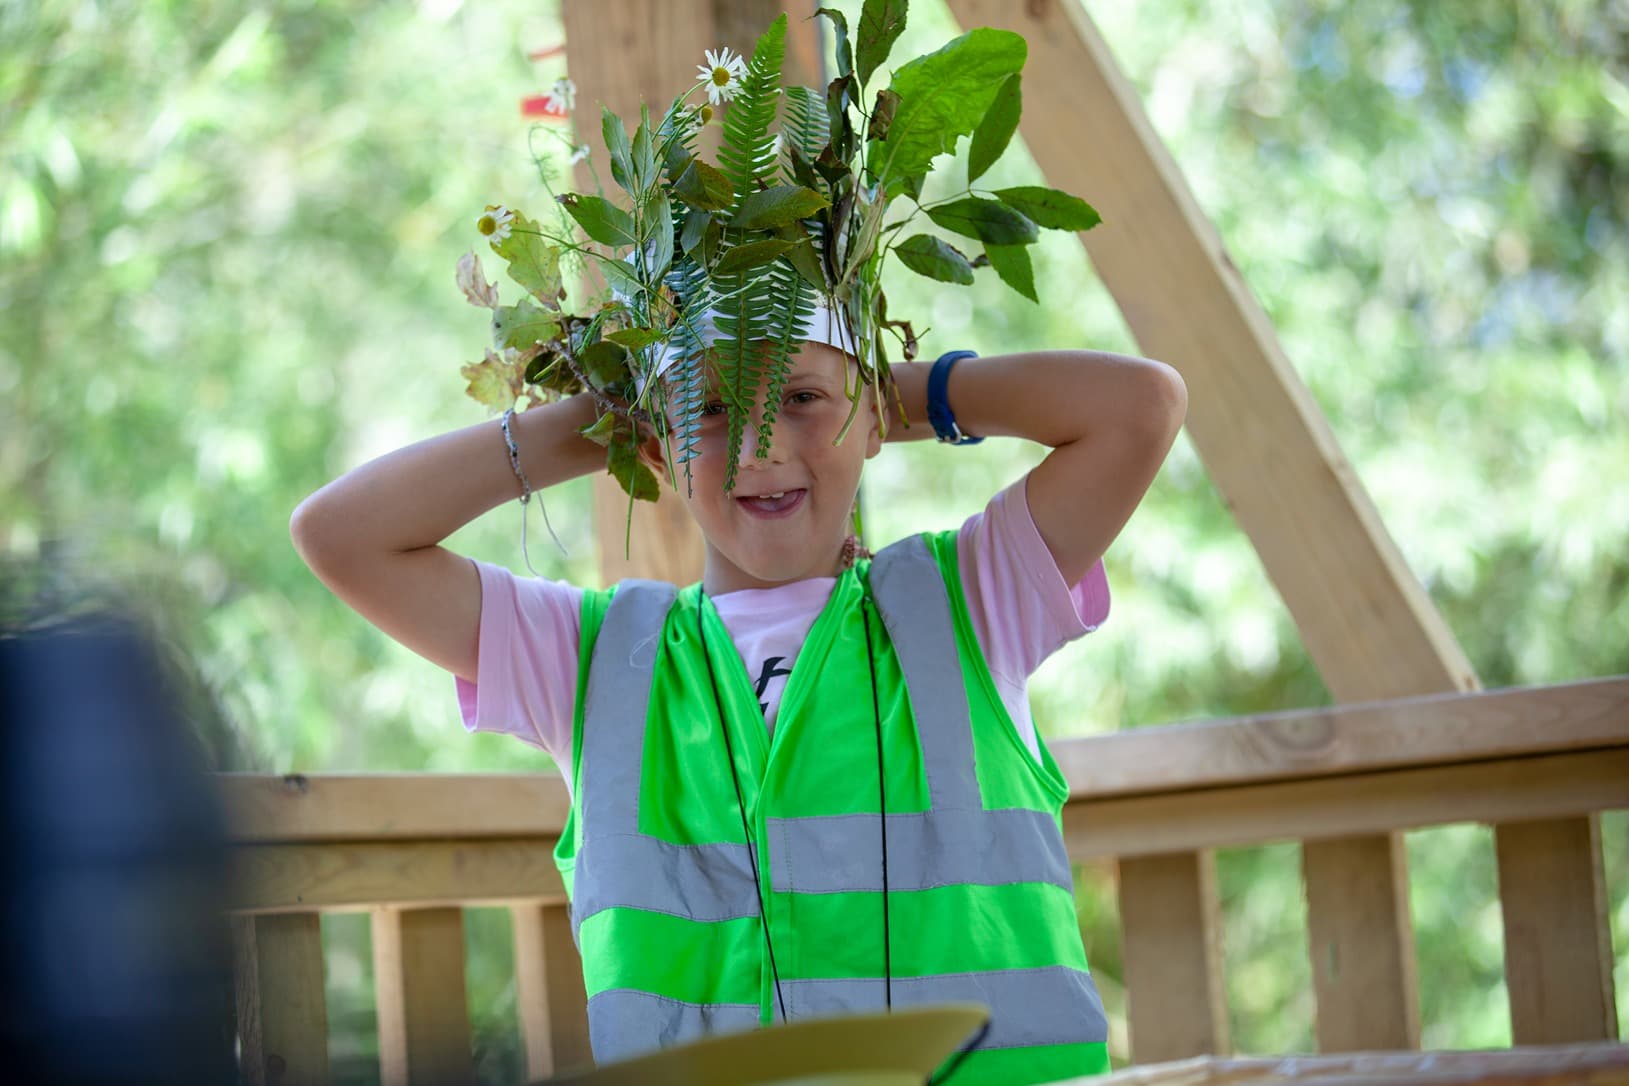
left=457, top=2, right=1101, bottom=503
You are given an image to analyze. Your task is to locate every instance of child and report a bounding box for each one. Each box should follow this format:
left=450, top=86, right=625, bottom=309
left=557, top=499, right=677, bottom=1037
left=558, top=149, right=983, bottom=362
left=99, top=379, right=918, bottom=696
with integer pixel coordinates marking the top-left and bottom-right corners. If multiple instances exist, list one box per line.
left=292, top=13, right=1186, bottom=1083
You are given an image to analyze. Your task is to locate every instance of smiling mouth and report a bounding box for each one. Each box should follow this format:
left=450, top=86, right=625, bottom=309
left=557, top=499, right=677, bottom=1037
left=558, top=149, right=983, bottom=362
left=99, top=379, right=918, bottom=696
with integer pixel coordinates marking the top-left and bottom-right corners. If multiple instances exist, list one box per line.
left=736, top=488, right=807, bottom=516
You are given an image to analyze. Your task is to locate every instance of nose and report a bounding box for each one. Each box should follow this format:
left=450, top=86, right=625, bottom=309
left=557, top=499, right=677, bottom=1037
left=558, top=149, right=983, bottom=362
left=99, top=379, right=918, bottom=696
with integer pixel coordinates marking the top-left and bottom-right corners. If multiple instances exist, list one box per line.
left=735, top=404, right=786, bottom=467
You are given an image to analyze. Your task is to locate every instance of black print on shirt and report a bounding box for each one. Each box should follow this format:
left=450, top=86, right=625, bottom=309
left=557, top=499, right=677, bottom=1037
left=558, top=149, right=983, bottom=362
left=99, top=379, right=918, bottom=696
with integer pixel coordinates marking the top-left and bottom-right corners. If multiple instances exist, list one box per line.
left=752, top=655, right=793, bottom=715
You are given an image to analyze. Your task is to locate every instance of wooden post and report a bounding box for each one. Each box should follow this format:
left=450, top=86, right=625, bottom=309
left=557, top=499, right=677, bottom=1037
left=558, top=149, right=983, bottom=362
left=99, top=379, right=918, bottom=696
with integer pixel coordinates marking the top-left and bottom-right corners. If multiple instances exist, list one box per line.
left=562, top=0, right=824, bottom=585
left=372, top=907, right=473, bottom=1086
left=513, top=901, right=593, bottom=1076
left=1119, top=851, right=1229, bottom=1062
left=232, top=913, right=330, bottom=1086
left=940, top=0, right=1490, bottom=1050
left=1495, top=815, right=1619, bottom=1043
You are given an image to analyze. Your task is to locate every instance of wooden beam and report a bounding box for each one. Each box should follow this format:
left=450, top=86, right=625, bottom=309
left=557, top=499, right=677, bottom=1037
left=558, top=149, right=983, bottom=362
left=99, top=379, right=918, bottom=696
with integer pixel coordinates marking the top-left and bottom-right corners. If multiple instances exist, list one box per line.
left=1303, top=833, right=1420, bottom=1051
left=1119, top=851, right=1228, bottom=1062
left=222, top=772, right=571, bottom=843
left=561, top=0, right=824, bottom=584
left=228, top=838, right=565, bottom=914
left=1062, top=748, right=1629, bottom=861
left=373, top=907, right=474, bottom=1086
left=1052, top=678, right=1629, bottom=800
left=217, top=681, right=1629, bottom=845
left=232, top=912, right=329, bottom=1086
left=1495, top=816, right=1619, bottom=1044
left=939, top=0, right=1476, bottom=700
left=514, top=901, right=593, bottom=1076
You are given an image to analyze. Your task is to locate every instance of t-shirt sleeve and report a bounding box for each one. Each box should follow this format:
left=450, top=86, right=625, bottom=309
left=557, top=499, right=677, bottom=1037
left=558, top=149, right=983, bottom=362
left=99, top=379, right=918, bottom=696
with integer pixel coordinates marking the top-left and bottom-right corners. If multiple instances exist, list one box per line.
left=957, top=472, right=1111, bottom=757
left=453, top=557, right=583, bottom=765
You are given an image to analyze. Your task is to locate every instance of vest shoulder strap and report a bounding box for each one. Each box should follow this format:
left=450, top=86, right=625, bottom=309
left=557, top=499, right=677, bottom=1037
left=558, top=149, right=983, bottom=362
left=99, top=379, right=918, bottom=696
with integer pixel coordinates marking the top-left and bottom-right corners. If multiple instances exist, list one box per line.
left=579, top=579, right=677, bottom=834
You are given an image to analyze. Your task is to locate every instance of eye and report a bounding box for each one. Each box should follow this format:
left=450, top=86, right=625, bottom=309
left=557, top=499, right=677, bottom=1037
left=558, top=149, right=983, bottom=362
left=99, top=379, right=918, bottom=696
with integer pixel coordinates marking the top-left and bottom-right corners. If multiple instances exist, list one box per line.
left=699, top=401, right=726, bottom=417
left=787, top=390, right=820, bottom=406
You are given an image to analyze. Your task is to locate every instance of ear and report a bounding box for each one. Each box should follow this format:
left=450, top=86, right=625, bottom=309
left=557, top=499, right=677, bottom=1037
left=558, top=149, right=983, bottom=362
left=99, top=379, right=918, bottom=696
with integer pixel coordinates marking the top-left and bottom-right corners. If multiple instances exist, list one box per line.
left=864, top=385, right=885, bottom=460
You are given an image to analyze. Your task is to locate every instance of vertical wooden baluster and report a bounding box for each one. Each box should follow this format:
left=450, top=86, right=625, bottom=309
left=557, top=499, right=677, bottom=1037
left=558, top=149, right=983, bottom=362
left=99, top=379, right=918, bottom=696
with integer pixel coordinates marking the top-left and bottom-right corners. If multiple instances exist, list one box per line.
left=1303, top=833, right=1420, bottom=1050
left=513, top=901, right=593, bottom=1076
left=232, top=912, right=330, bottom=1086
left=1119, top=850, right=1229, bottom=1062
left=372, top=906, right=473, bottom=1086
left=1496, top=815, right=1619, bottom=1043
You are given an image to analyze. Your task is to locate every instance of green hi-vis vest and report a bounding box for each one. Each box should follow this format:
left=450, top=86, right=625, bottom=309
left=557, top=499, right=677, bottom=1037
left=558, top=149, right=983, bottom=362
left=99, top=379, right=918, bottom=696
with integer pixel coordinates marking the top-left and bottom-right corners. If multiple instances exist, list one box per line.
left=554, top=531, right=1111, bottom=1084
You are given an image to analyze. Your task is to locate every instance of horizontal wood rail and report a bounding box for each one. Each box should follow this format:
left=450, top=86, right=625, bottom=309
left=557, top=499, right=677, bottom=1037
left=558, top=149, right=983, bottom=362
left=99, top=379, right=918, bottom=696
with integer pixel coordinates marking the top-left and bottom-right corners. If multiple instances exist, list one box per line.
left=222, top=678, right=1629, bottom=1083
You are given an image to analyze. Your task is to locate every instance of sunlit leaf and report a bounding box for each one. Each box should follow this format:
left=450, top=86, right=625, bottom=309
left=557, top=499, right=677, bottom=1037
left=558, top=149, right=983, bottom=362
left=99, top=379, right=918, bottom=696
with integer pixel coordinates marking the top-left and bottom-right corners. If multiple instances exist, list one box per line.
left=993, top=185, right=1101, bottom=232
left=460, top=349, right=523, bottom=412
left=456, top=250, right=499, bottom=308
left=968, top=74, right=1021, bottom=184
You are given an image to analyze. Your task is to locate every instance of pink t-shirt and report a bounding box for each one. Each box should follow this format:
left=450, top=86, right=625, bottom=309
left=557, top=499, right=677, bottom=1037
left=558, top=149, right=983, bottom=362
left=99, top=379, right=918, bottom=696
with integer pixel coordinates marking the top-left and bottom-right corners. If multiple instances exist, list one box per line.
left=456, top=472, right=1109, bottom=793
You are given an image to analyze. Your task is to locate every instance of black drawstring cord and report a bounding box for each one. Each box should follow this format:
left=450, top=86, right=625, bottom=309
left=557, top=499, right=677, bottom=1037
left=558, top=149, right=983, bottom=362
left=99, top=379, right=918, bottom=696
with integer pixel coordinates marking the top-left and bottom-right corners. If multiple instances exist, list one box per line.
left=697, top=590, right=789, bottom=1025
left=926, top=1019, right=992, bottom=1085
left=860, top=593, right=891, bottom=1011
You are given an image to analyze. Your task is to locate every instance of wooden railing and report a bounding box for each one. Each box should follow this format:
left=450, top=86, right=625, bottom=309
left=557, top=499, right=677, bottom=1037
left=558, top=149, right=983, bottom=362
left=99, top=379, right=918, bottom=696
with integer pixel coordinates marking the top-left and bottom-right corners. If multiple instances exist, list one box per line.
left=222, top=677, right=1629, bottom=1084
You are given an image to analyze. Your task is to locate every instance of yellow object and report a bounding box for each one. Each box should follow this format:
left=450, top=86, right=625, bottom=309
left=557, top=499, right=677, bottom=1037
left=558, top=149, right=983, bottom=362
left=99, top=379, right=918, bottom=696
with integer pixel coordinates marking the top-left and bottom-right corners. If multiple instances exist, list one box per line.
left=535, top=1003, right=990, bottom=1086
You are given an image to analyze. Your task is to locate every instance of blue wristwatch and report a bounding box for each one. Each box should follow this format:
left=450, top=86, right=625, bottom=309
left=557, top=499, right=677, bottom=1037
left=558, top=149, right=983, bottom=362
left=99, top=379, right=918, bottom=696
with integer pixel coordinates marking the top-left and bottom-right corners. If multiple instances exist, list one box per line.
left=926, top=349, right=983, bottom=444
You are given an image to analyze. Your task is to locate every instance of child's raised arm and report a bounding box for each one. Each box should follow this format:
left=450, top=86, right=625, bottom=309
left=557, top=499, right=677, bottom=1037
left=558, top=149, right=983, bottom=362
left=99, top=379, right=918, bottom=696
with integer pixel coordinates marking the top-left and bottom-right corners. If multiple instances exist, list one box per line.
left=884, top=351, right=1186, bottom=585
left=289, top=395, right=604, bottom=683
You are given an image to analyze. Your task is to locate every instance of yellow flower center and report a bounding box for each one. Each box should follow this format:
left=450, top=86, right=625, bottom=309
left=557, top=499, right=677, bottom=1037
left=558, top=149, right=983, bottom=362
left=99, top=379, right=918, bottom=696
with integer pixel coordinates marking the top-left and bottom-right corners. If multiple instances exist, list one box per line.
left=711, top=66, right=731, bottom=87
left=477, top=215, right=497, bottom=236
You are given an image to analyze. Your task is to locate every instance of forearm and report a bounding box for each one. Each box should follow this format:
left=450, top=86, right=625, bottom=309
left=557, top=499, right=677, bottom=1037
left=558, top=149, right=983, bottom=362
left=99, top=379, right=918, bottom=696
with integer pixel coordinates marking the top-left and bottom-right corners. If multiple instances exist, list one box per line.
left=883, top=349, right=1181, bottom=448
left=291, top=395, right=603, bottom=559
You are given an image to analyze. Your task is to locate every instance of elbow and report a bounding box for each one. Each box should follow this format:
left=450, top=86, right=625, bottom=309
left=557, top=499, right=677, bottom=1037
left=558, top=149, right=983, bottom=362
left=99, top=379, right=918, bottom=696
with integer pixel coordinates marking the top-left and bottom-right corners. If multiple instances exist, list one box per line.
left=1126, top=358, right=1187, bottom=446
left=289, top=490, right=339, bottom=573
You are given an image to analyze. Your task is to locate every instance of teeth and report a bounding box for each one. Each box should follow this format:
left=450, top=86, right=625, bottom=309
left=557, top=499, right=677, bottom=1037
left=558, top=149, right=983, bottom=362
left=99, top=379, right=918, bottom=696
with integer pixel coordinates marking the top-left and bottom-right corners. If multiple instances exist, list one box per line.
left=765, top=492, right=784, bottom=499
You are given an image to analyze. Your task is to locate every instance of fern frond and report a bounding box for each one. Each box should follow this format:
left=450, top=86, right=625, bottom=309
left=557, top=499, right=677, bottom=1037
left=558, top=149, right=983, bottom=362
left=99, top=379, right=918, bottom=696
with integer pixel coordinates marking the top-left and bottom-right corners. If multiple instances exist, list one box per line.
left=717, top=14, right=787, bottom=209
left=781, top=85, right=830, bottom=163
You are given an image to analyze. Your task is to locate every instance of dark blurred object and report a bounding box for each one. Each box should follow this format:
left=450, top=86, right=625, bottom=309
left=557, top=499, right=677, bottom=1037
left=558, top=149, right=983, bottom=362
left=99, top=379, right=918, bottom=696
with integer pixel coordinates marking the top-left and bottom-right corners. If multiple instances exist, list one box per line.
left=0, top=582, right=239, bottom=1084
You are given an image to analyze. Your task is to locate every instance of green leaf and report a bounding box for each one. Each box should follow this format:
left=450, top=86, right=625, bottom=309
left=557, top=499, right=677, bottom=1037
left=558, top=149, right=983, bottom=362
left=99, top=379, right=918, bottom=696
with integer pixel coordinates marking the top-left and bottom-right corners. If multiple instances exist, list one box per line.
left=605, top=327, right=663, bottom=350
left=925, top=195, right=1038, bottom=245
left=491, top=300, right=561, bottom=352
left=985, top=243, right=1037, bottom=302
left=602, top=106, right=634, bottom=193
left=867, top=88, right=901, bottom=143
left=968, top=73, right=1021, bottom=184
left=713, top=237, right=796, bottom=274
left=992, top=185, right=1102, bottom=231
left=578, top=411, right=618, bottom=448
left=894, top=233, right=974, bottom=284
left=609, top=436, right=661, bottom=502
left=491, top=212, right=563, bottom=303
left=869, top=28, right=1026, bottom=198
left=680, top=210, right=712, bottom=257
left=815, top=7, right=853, bottom=81
left=645, top=187, right=673, bottom=282
left=577, top=339, right=632, bottom=391
left=718, top=15, right=788, bottom=203
left=732, top=184, right=829, bottom=230
left=598, top=255, right=646, bottom=299
left=557, top=193, right=637, bottom=247
left=672, top=157, right=735, bottom=211
left=856, top=0, right=909, bottom=88
left=632, top=105, right=657, bottom=191
left=774, top=221, right=827, bottom=290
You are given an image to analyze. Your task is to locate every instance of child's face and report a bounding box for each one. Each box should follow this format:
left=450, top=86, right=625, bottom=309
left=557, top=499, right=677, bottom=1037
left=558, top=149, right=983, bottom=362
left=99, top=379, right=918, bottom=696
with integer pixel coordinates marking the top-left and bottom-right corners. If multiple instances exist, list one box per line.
left=639, top=341, right=883, bottom=594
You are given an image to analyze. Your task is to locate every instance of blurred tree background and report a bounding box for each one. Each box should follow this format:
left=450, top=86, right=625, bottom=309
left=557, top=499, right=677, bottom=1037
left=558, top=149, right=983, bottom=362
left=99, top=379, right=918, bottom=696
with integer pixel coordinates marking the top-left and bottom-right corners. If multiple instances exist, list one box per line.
left=2, top=0, right=1625, bottom=1080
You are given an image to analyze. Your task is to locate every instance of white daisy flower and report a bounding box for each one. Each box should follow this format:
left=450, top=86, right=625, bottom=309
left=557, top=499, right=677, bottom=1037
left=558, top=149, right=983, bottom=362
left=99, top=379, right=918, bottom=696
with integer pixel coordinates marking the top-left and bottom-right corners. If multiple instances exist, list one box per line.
left=568, top=143, right=590, bottom=165
left=477, top=204, right=515, bottom=244
left=544, top=77, right=576, bottom=113
left=697, top=46, right=748, bottom=105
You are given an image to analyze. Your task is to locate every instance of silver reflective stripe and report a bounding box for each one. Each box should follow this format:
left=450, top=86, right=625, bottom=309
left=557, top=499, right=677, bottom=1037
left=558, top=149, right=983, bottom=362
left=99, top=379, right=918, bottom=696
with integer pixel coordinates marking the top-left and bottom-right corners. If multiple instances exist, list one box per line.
left=587, top=988, right=760, bottom=1061
left=868, top=535, right=981, bottom=809
left=573, top=834, right=757, bottom=928
left=579, top=579, right=676, bottom=836
left=781, top=966, right=1109, bottom=1048
left=766, top=807, right=1071, bottom=894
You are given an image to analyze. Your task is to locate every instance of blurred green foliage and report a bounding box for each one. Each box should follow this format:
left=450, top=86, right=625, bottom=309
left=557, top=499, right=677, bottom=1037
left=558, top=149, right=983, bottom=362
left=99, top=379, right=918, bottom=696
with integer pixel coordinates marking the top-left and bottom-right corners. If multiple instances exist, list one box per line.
left=2, top=0, right=1624, bottom=1080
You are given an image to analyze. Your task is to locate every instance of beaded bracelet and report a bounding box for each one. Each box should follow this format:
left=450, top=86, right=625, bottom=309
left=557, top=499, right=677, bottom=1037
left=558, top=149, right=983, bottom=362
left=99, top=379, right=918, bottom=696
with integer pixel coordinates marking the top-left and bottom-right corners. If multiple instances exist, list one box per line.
left=499, top=407, right=564, bottom=573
